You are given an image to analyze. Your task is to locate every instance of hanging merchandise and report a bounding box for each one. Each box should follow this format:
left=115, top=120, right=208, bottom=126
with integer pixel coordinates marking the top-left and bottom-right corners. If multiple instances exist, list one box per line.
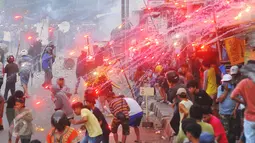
left=225, top=37, right=245, bottom=65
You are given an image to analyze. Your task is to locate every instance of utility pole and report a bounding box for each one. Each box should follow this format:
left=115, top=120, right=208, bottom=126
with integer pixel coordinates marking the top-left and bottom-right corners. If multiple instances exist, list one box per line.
left=121, top=0, right=126, bottom=23
left=126, top=0, right=129, bottom=18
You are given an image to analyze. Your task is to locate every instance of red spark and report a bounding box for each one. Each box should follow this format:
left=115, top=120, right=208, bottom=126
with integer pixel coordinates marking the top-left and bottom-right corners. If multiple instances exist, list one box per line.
left=109, top=41, right=114, bottom=45
left=14, top=15, right=22, bottom=19
left=95, top=89, right=99, bottom=94
left=145, top=42, right=151, bottom=46
left=28, top=36, right=32, bottom=40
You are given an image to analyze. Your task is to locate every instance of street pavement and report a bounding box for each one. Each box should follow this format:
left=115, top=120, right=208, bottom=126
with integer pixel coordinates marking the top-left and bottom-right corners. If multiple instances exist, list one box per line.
left=0, top=56, right=169, bottom=143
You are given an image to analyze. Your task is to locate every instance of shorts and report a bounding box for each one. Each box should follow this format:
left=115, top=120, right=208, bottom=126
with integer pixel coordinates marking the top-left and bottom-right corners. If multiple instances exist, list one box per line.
left=111, top=118, right=130, bottom=135
left=20, top=71, right=30, bottom=85
left=129, top=112, right=143, bottom=127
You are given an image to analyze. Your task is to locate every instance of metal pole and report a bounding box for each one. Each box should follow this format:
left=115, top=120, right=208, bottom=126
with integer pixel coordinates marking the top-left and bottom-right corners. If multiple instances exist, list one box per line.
left=126, top=0, right=129, bottom=18
left=123, top=70, right=135, bottom=99
left=117, top=59, right=135, bottom=99
left=213, top=7, right=222, bottom=61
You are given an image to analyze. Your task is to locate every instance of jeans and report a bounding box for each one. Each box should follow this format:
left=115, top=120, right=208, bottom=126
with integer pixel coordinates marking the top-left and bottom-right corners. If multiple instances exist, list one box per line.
left=244, top=119, right=255, bottom=143
left=81, top=133, right=103, bottom=143
left=43, top=69, right=53, bottom=85
left=4, top=82, right=15, bottom=101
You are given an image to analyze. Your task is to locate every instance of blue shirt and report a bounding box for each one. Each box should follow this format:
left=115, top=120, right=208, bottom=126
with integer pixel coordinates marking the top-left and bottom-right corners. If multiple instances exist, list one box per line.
left=42, top=53, right=54, bottom=70
left=217, top=84, right=236, bottom=115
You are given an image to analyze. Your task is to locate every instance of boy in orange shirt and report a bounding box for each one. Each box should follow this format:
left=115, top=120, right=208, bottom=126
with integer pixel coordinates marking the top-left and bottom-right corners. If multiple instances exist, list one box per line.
left=46, top=110, right=79, bottom=143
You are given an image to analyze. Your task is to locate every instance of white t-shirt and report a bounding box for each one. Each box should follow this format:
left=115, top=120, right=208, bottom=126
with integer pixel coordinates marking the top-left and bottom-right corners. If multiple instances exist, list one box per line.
left=124, top=97, right=143, bottom=116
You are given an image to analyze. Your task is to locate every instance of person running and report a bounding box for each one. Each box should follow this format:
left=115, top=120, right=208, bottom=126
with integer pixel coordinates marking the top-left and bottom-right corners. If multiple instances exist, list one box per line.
left=42, top=46, right=55, bottom=87
left=71, top=102, right=103, bottom=143
left=84, top=88, right=111, bottom=143
left=202, top=106, right=228, bottom=143
left=74, top=51, right=87, bottom=94
left=18, top=49, right=33, bottom=97
left=4, top=55, right=19, bottom=101
left=216, top=74, right=236, bottom=143
left=46, top=110, right=79, bottom=143
left=13, top=98, right=33, bottom=143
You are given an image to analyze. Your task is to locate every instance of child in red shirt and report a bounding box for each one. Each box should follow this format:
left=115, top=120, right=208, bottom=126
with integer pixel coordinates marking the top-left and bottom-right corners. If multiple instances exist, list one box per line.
left=202, top=106, right=228, bottom=143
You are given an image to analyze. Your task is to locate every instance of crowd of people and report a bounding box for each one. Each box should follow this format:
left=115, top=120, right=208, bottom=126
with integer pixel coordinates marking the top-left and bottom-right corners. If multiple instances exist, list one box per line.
left=0, top=35, right=149, bottom=143
left=132, top=56, right=255, bottom=143
left=0, top=36, right=254, bottom=143
left=0, top=45, right=144, bottom=143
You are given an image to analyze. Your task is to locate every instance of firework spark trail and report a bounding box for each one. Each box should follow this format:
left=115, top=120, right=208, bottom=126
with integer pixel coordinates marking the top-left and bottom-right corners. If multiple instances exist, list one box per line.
left=6, top=0, right=253, bottom=115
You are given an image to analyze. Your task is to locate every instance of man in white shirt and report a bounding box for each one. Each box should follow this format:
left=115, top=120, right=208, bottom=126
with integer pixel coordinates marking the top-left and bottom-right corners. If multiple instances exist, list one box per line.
left=121, top=96, right=143, bottom=143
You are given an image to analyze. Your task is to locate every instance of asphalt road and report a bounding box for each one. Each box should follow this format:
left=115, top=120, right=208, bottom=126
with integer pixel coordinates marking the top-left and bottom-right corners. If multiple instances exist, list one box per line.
left=0, top=57, right=168, bottom=143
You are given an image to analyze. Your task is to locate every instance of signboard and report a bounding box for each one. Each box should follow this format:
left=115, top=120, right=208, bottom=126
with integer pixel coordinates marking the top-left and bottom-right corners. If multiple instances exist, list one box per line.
left=147, top=0, right=165, bottom=7
left=146, top=0, right=167, bottom=33
left=140, top=87, right=154, bottom=96
left=3, top=31, right=11, bottom=42
left=225, top=37, right=245, bottom=65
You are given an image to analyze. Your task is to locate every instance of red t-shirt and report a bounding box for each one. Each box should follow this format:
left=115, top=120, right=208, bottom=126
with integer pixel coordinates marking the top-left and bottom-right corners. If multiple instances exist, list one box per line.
left=208, top=115, right=228, bottom=143
left=231, top=79, right=255, bottom=121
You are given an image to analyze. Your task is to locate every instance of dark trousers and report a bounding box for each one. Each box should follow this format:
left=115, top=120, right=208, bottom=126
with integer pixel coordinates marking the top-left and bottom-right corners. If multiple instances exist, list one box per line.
left=20, top=135, right=31, bottom=143
left=0, top=80, right=3, bottom=89
left=170, top=105, right=180, bottom=135
left=43, top=69, right=53, bottom=85
left=6, top=108, right=15, bottom=140
left=4, top=82, right=15, bottom=101
left=102, top=133, right=110, bottom=143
